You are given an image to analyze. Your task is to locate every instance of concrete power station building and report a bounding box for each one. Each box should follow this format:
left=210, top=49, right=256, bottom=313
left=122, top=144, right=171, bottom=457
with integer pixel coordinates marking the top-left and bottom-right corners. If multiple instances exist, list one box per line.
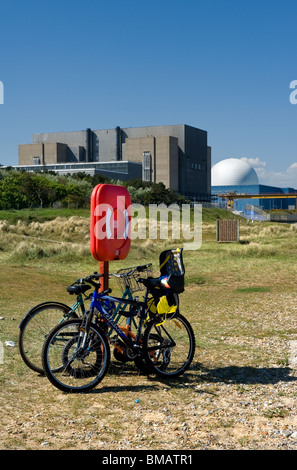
left=18, top=124, right=211, bottom=201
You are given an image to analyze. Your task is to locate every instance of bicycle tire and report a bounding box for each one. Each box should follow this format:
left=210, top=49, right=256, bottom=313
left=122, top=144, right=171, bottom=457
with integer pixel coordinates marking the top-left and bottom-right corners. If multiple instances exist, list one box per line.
left=18, top=302, right=77, bottom=374
left=42, top=318, right=110, bottom=393
left=108, top=312, right=153, bottom=374
left=134, top=334, right=160, bottom=375
left=142, top=313, right=195, bottom=378
left=134, top=354, right=153, bottom=375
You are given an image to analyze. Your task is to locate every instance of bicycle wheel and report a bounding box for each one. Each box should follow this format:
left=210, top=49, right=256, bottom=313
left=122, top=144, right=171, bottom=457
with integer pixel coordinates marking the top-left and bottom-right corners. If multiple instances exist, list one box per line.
left=134, top=354, right=153, bottom=375
left=42, top=319, right=110, bottom=393
left=113, top=316, right=153, bottom=375
left=18, top=302, right=76, bottom=374
left=142, top=314, right=195, bottom=378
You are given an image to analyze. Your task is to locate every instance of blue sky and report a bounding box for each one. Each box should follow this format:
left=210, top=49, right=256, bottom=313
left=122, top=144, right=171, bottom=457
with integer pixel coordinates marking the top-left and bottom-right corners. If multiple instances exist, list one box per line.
left=0, top=0, right=297, bottom=187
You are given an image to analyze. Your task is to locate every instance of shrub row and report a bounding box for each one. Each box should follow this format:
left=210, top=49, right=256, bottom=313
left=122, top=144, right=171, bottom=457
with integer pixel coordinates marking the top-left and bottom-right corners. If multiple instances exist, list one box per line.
left=0, top=168, right=188, bottom=209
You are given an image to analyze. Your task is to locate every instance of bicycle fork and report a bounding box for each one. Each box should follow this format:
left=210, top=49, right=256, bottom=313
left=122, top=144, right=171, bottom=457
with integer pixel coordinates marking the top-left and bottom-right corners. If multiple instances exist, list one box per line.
left=62, top=310, right=95, bottom=371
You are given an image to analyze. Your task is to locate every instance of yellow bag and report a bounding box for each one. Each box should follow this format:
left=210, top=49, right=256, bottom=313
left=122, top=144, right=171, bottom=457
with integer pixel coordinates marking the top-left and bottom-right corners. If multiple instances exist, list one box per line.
left=157, top=295, right=177, bottom=315
left=147, top=297, right=157, bottom=314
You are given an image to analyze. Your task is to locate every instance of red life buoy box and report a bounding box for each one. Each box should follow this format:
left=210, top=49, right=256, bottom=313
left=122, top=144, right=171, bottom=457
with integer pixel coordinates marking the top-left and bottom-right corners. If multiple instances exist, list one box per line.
left=90, top=184, right=131, bottom=261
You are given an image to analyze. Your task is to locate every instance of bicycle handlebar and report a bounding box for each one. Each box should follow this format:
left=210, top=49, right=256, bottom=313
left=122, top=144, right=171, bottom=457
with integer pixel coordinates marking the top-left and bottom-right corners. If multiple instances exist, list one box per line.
left=136, top=263, right=152, bottom=272
left=73, top=272, right=103, bottom=285
left=113, top=263, right=152, bottom=278
left=72, top=264, right=152, bottom=287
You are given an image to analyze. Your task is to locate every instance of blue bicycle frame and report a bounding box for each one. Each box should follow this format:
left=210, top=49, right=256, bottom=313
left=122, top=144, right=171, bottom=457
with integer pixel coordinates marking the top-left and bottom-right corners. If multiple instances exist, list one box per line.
left=90, top=288, right=148, bottom=348
left=106, top=286, right=140, bottom=334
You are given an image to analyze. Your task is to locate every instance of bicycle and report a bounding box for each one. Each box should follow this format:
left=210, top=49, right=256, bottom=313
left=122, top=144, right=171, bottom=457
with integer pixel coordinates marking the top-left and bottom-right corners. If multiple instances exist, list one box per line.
left=41, top=249, right=196, bottom=393
left=107, top=264, right=151, bottom=363
left=18, top=264, right=152, bottom=375
left=18, top=294, right=88, bottom=375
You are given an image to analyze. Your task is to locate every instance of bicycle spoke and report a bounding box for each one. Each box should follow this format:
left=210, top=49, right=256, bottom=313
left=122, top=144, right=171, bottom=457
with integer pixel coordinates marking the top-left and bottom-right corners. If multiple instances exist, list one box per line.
left=18, top=303, right=73, bottom=374
left=143, top=314, right=195, bottom=378
left=42, top=319, right=110, bottom=393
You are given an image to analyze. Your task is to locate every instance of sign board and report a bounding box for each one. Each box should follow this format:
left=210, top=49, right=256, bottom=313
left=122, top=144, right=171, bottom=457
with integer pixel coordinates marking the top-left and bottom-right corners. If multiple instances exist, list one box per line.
left=90, top=184, right=131, bottom=261
left=216, top=219, right=239, bottom=242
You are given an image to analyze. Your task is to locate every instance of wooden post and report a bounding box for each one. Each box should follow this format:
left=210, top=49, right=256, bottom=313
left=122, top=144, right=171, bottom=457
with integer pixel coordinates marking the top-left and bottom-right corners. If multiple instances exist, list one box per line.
left=99, top=261, right=109, bottom=292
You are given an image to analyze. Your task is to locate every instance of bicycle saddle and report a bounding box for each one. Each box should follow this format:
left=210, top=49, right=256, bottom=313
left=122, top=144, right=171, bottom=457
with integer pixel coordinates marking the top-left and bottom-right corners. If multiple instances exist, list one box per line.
left=67, top=284, right=91, bottom=295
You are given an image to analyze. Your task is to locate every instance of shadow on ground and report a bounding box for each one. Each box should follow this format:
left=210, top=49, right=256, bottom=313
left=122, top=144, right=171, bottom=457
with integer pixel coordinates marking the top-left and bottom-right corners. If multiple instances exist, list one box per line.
left=87, top=361, right=297, bottom=394
left=190, top=363, right=297, bottom=385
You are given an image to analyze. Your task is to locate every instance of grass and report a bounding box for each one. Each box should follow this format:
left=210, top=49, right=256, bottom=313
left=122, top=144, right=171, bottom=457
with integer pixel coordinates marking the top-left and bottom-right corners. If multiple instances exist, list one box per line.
left=235, top=287, right=271, bottom=293
left=0, top=207, right=90, bottom=224
left=1, top=207, right=297, bottom=449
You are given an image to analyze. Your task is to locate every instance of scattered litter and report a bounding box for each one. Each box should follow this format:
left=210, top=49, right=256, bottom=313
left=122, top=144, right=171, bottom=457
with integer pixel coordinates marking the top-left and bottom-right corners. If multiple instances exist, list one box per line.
left=0, top=317, right=5, bottom=320
left=5, top=341, right=15, bottom=347
left=135, top=398, right=140, bottom=403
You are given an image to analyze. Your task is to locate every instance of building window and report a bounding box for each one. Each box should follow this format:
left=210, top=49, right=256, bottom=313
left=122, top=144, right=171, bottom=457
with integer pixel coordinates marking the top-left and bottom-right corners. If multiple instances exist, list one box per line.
left=33, top=157, right=40, bottom=165
left=142, top=151, right=152, bottom=182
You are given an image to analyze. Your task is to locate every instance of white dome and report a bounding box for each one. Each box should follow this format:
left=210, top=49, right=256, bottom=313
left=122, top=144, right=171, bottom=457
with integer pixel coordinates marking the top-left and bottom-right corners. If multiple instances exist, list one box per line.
left=211, top=158, right=259, bottom=186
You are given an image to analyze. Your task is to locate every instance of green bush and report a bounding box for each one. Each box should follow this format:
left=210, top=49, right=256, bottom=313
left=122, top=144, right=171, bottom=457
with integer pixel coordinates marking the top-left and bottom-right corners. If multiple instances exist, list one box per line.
left=0, top=169, right=188, bottom=210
